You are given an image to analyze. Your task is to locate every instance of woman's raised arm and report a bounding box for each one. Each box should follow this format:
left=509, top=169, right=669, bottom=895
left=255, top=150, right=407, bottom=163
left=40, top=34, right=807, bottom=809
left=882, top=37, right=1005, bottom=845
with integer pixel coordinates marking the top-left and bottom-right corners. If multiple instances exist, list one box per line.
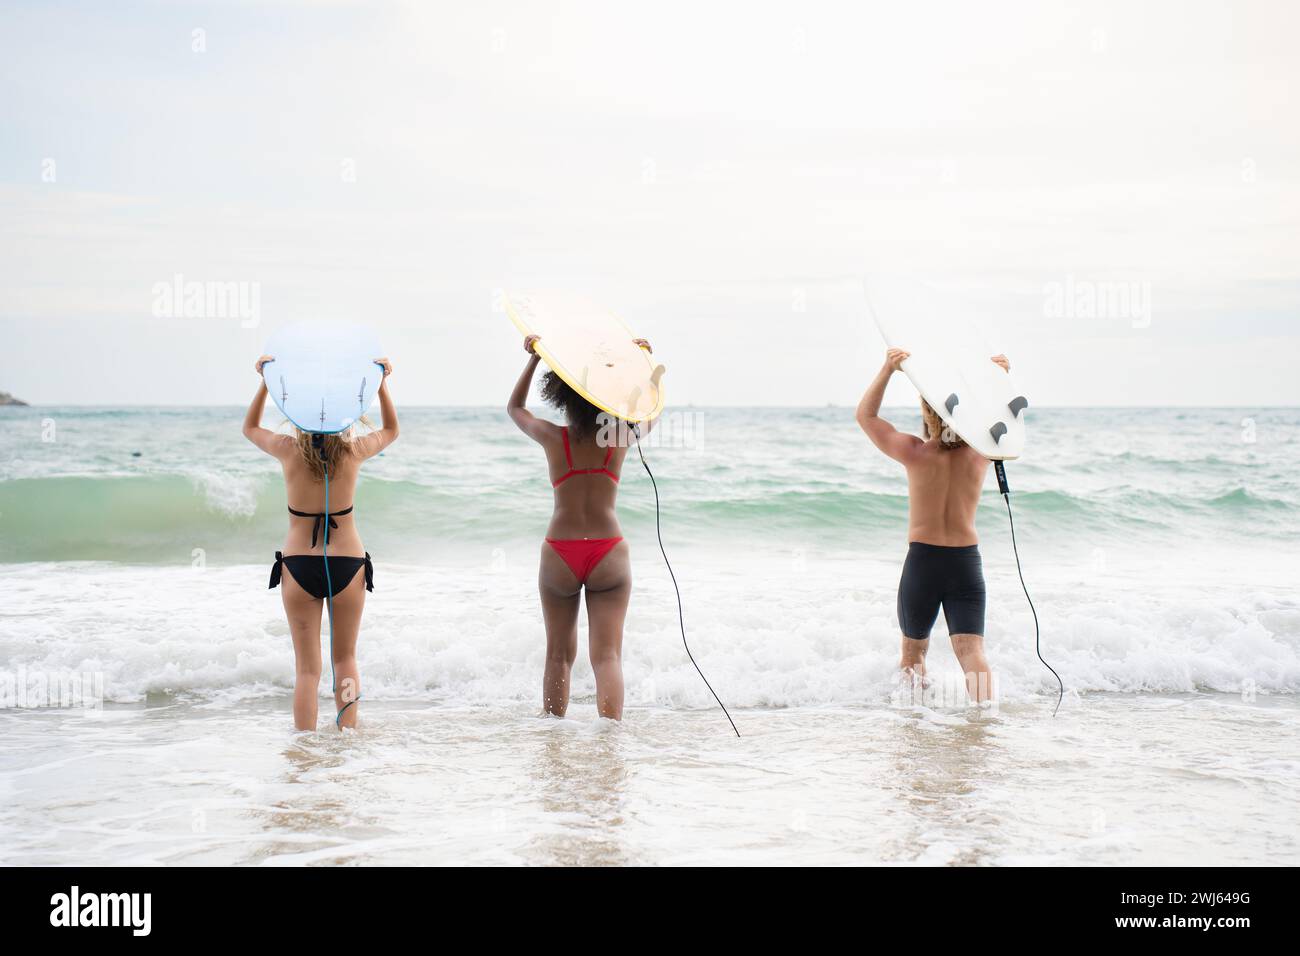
left=508, top=336, right=558, bottom=444
left=242, top=355, right=292, bottom=458
left=355, top=358, right=399, bottom=458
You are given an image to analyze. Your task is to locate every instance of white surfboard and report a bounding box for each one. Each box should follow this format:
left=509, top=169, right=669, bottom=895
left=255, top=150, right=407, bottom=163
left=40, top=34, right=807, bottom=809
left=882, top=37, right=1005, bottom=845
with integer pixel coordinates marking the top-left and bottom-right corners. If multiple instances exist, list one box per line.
left=503, top=291, right=665, bottom=423
left=261, top=322, right=383, bottom=434
left=864, top=278, right=1027, bottom=460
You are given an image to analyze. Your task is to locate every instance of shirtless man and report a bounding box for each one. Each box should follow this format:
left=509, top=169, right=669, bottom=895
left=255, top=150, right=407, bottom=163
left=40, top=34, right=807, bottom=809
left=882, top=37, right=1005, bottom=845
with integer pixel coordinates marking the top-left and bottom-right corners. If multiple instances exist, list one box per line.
left=856, top=348, right=1012, bottom=703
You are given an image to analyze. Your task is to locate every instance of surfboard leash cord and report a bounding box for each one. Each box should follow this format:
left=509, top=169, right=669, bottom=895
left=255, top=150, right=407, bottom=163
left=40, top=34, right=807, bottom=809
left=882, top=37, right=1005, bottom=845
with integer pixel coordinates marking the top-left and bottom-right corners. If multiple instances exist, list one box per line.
left=631, top=423, right=741, bottom=738
left=995, top=461, right=1063, bottom=716
left=313, top=435, right=359, bottom=729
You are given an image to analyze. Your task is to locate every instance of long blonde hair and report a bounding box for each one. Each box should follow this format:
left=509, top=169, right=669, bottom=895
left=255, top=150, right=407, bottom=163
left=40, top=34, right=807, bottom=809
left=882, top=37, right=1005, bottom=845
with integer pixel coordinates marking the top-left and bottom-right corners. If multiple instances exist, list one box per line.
left=920, top=399, right=965, bottom=450
left=291, top=416, right=374, bottom=479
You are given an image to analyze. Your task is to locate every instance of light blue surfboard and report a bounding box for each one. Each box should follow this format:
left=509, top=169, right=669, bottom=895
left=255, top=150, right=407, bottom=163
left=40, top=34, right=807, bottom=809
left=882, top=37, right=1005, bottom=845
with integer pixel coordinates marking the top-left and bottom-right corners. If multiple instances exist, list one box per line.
left=261, top=322, right=383, bottom=434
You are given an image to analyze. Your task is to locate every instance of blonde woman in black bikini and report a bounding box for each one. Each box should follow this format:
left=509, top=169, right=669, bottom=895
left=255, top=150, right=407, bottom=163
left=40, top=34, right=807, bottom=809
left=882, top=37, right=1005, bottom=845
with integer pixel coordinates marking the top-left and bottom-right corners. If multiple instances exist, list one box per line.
left=507, top=333, right=655, bottom=720
left=243, top=354, right=399, bottom=730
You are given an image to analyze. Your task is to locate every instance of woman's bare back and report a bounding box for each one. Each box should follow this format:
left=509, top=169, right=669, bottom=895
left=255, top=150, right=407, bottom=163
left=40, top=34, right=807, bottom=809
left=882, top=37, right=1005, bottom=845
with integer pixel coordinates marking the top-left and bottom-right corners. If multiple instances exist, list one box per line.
left=541, top=427, right=627, bottom=539
left=279, top=450, right=366, bottom=557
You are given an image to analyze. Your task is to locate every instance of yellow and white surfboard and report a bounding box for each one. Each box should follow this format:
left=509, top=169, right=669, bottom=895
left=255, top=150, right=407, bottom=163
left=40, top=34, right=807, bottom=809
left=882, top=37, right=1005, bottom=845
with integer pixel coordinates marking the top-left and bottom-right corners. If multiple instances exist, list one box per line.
left=503, top=291, right=665, bottom=423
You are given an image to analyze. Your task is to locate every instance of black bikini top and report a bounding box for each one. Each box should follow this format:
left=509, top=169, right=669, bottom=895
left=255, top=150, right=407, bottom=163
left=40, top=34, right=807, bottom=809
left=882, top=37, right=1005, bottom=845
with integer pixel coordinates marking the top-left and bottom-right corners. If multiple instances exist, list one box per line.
left=288, top=505, right=353, bottom=548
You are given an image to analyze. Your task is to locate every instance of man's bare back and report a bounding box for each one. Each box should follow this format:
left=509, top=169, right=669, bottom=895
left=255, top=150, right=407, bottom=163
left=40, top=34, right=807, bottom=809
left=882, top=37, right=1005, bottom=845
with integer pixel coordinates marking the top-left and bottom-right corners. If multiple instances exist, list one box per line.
left=903, top=442, right=990, bottom=547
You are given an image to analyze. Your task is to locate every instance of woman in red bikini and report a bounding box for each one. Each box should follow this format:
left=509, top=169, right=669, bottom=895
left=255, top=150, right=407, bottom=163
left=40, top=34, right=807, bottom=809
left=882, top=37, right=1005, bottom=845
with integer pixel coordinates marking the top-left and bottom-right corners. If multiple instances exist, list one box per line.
left=507, top=333, right=655, bottom=720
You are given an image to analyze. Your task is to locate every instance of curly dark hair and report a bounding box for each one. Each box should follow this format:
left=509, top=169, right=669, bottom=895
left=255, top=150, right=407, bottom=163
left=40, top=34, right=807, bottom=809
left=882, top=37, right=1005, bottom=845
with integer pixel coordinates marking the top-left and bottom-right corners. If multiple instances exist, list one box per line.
left=539, top=370, right=604, bottom=438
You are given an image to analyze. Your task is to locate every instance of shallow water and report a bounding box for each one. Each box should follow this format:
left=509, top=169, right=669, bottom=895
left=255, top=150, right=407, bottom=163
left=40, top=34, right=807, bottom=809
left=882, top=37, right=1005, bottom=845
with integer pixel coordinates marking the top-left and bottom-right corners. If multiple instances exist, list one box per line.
left=2, top=694, right=1296, bottom=867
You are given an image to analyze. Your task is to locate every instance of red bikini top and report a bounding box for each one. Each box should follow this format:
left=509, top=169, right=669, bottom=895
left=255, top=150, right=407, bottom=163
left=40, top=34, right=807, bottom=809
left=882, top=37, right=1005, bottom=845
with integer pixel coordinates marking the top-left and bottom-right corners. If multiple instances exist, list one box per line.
left=552, top=427, right=619, bottom=487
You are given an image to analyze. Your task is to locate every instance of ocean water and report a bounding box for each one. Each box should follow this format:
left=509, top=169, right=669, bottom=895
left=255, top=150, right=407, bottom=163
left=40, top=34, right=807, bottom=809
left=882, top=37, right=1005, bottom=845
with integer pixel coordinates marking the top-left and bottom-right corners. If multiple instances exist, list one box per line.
left=1, top=405, right=1298, bottom=865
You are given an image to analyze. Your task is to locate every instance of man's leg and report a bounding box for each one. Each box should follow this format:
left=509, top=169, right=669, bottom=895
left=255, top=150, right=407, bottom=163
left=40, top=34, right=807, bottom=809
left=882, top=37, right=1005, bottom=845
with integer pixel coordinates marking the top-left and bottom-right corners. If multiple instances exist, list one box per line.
left=950, top=633, right=993, bottom=703
left=900, top=635, right=929, bottom=683
left=897, top=544, right=939, bottom=688
left=944, top=545, right=990, bottom=704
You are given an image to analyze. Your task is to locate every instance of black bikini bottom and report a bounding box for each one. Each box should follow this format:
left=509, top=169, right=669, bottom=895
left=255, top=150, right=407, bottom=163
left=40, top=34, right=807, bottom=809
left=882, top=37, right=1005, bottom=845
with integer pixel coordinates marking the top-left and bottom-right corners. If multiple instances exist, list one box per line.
left=269, top=551, right=374, bottom=600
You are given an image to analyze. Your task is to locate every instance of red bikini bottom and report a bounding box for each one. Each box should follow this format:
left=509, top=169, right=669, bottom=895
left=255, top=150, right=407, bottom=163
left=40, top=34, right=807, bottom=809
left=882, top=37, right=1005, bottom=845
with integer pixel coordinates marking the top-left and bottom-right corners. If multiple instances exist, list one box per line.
left=545, top=537, right=623, bottom=584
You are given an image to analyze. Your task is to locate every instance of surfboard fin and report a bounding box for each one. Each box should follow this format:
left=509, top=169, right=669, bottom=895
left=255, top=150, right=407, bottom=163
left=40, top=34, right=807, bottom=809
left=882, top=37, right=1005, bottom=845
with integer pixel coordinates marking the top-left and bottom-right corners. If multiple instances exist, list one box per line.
left=1008, top=395, right=1029, bottom=417
left=944, top=393, right=959, bottom=415
left=989, top=421, right=1008, bottom=444
left=651, top=364, right=666, bottom=387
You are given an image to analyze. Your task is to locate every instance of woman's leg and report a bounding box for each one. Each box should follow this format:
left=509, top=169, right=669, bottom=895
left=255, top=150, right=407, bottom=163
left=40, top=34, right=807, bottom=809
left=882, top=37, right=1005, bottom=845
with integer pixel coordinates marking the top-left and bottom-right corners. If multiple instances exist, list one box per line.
left=280, top=574, right=323, bottom=731
left=539, top=543, right=581, bottom=716
left=584, top=541, right=631, bottom=720
left=325, top=566, right=368, bottom=729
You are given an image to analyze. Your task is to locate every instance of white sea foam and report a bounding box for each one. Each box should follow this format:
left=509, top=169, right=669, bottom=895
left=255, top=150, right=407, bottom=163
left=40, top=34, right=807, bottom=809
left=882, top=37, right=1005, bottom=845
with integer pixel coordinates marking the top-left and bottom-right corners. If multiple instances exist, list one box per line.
left=2, top=548, right=1295, bottom=708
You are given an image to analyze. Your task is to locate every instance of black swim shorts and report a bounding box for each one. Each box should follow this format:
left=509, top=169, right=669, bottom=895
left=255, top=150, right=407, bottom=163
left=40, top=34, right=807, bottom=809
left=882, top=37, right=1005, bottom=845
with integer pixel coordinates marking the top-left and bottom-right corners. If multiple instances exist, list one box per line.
left=896, top=542, right=986, bottom=639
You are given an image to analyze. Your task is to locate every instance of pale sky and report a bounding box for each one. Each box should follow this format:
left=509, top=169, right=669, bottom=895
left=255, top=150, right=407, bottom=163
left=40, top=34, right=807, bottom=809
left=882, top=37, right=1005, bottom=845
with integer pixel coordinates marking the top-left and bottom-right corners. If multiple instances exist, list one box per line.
left=1, top=0, right=1297, bottom=406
